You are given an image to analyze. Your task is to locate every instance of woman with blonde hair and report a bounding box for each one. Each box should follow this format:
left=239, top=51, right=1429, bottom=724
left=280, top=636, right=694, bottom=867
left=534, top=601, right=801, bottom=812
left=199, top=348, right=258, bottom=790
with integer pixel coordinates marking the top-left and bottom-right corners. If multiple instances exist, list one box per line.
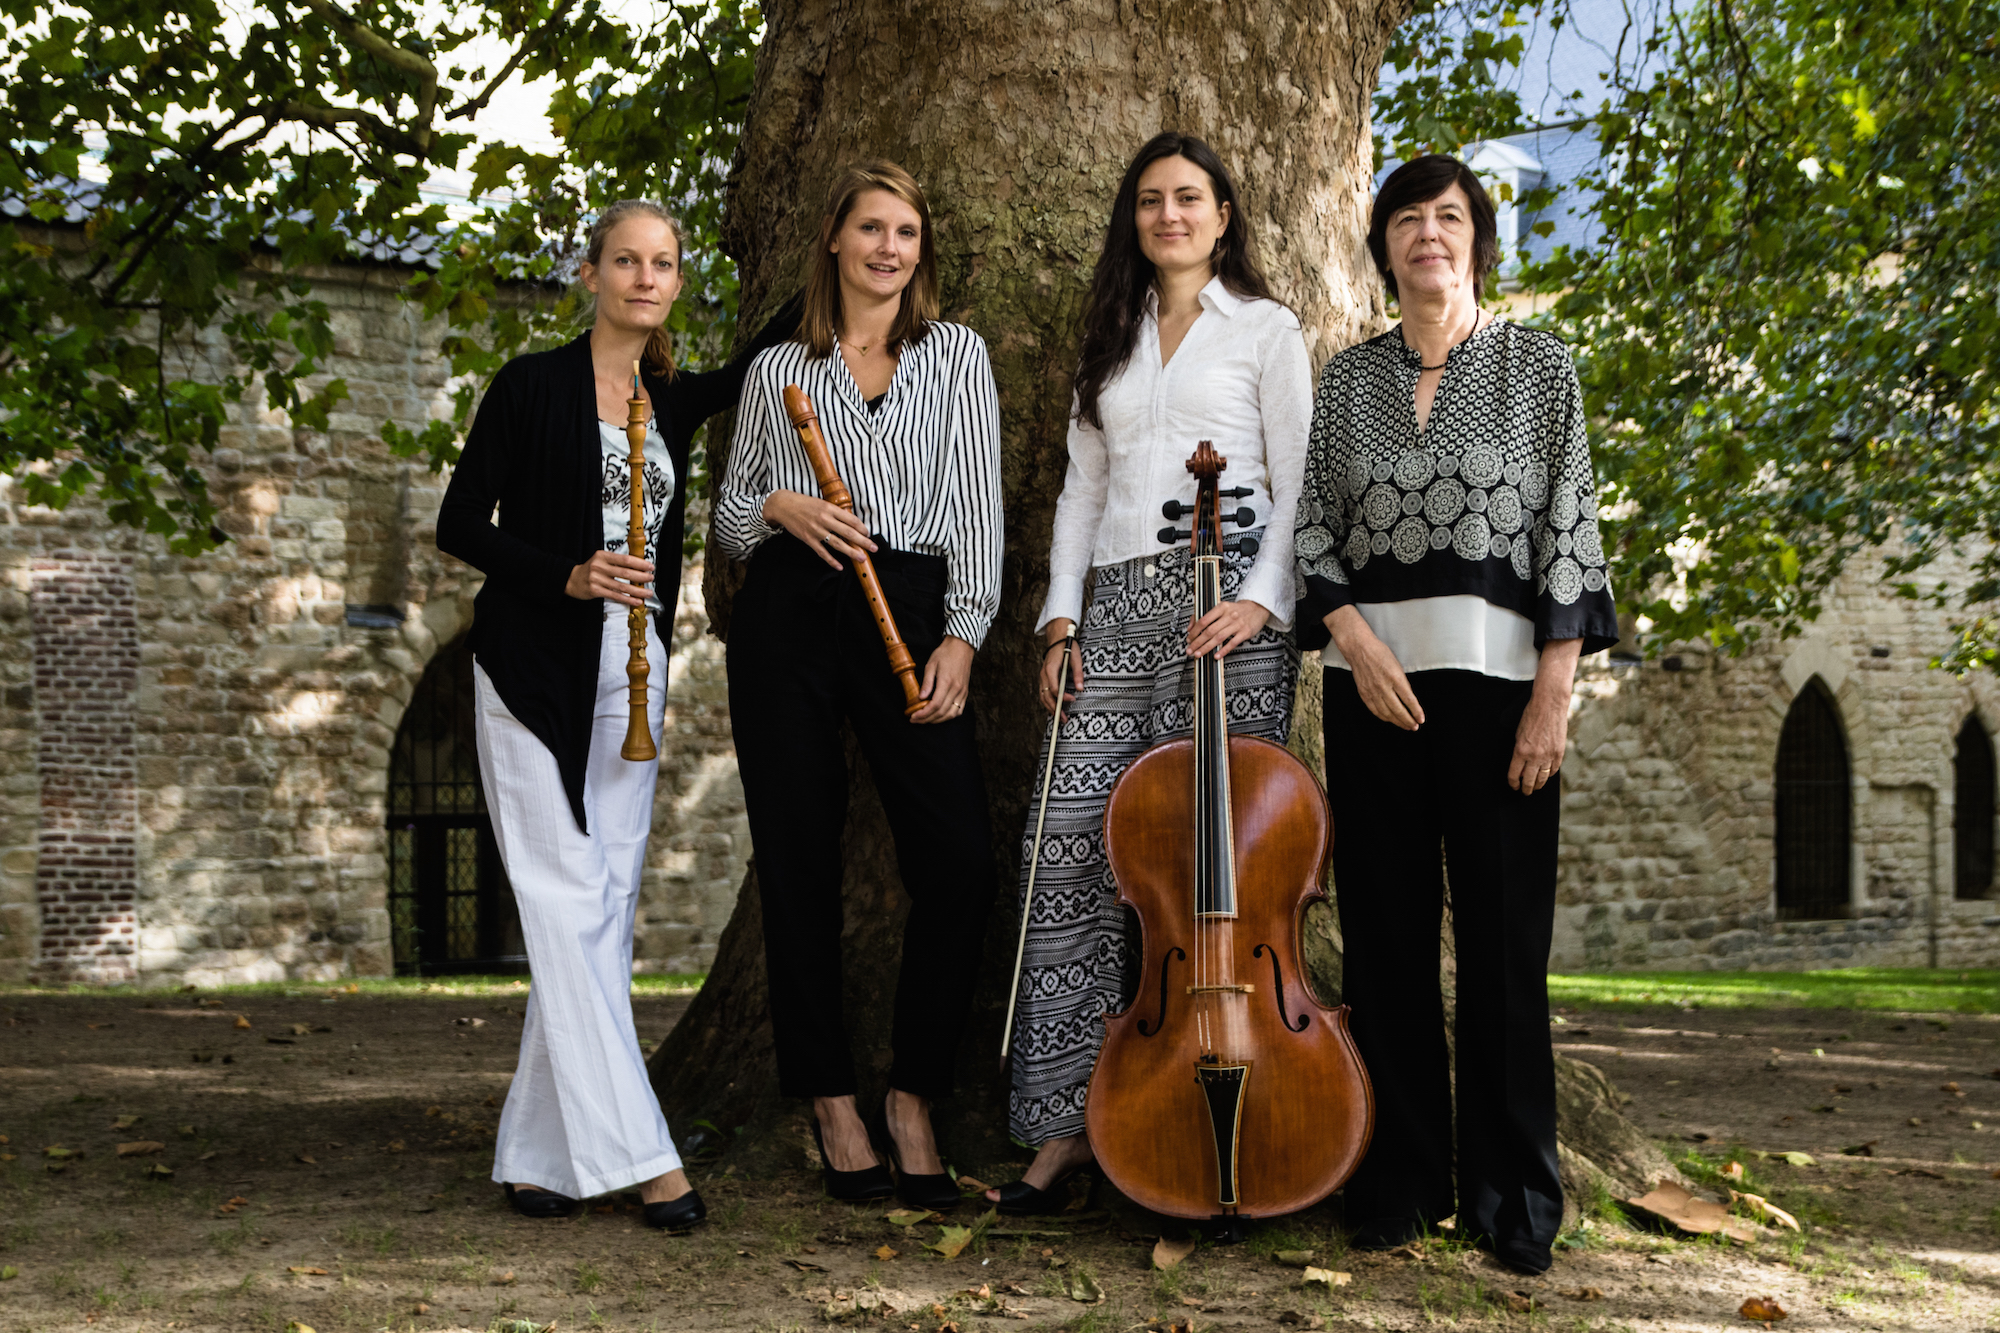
left=438, top=199, right=796, bottom=1229
left=716, top=160, right=1004, bottom=1212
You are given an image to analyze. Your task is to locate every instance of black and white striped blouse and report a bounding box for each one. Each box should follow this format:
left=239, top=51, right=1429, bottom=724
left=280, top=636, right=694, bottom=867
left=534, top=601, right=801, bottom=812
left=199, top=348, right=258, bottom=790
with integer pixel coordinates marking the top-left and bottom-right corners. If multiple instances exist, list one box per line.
left=714, top=323, right=1005, bottom=648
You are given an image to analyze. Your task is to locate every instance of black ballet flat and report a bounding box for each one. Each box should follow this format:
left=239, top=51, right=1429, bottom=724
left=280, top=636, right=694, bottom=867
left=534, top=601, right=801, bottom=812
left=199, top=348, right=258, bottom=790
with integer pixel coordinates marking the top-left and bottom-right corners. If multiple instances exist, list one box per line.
left=991, top=1164, right=1093, bottom=1217
left=504, top=1182, right=579, bottom=1218
left=642, top=1187, right=707, bottom=1231
left=810, top=1118, right=896, bottom=1202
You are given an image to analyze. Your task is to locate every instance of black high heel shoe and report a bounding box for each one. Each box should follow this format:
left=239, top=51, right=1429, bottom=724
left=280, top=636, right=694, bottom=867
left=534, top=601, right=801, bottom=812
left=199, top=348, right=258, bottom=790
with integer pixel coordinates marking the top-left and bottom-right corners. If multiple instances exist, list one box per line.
left=504, top=1183, right=579, bottom=1218
left=810, top=1117, right=896, bottom=1202
left=990, top=1161, right=1093, bottom=1217
left=881, top=1095, right=960, bottom=1213
left=642, top=1187, right=707, bottom=1231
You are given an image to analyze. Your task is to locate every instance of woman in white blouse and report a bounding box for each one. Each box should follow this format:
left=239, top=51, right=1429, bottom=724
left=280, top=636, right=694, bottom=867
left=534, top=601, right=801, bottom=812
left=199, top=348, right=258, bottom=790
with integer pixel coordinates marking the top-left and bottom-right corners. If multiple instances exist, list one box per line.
left=987, top=132, right=1312, bottom=1215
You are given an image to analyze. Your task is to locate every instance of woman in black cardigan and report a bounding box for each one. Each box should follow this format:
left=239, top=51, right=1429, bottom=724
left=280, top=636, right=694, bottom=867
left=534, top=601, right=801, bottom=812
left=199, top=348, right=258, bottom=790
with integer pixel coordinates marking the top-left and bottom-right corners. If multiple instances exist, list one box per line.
left=437, top=200, right=793, bottom=1230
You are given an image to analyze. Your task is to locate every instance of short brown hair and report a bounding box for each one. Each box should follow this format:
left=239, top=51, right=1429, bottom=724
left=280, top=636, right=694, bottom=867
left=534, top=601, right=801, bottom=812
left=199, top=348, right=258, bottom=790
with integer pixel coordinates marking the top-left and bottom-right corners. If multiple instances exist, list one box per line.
left=798, top=161, right=939, bottom=359
left=583, top=199, right=683, bottom=380
left=1368, top=155, right=1500, bottom=301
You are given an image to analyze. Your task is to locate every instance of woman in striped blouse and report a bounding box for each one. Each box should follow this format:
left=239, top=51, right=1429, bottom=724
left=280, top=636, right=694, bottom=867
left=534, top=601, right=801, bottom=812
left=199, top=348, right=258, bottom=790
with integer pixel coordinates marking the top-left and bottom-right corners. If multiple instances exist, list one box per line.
left=715, top=160, right=1004, bottom=1214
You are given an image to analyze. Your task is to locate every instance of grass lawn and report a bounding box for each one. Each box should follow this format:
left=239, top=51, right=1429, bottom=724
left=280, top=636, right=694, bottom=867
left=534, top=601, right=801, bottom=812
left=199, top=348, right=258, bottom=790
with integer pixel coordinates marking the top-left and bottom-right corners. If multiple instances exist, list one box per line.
left=1548, top=966, right=1999, bottom=1014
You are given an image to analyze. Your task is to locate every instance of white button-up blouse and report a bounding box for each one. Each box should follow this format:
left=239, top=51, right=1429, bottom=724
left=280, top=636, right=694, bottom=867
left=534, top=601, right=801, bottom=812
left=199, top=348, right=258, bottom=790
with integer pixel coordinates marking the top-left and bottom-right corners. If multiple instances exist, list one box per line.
left=1037, top=276, right=1312, bottom=632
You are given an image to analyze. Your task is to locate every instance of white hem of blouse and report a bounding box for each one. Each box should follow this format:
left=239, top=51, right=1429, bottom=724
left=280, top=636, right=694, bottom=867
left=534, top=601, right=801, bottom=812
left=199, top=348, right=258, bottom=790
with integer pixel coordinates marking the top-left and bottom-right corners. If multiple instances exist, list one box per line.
left=1321, top=595, right=1539, bottom=681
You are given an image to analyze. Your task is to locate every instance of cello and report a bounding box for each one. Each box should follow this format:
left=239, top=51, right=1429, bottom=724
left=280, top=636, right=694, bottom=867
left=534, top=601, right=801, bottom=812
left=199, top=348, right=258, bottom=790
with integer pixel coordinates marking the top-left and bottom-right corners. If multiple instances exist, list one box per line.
left=1084, top=441, right=1373, bottom=1237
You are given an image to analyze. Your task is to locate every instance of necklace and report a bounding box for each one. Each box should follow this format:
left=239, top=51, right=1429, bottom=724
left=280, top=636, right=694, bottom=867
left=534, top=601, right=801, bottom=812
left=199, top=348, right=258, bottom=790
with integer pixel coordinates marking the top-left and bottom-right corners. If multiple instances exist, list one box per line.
left=841, top=337, right=873, bottom=356
left=1415, top=310, right=1484, bottom=371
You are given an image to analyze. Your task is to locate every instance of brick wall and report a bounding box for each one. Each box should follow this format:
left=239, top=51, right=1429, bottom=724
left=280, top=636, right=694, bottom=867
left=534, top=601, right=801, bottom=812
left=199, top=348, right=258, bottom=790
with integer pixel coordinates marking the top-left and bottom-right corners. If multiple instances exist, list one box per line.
left=29, top=552, right=141, bottom=981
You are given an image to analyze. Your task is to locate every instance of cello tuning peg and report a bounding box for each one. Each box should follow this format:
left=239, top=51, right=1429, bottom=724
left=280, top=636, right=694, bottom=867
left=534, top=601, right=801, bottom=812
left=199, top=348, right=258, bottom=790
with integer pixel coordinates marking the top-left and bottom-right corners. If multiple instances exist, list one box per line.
left=1224, top=506, right=1255, bottom=526
left=1158, top=526, right=1192, bottom=544
left=1161, top=499, right=1189, bottom=520
left=1221, top=486, right=1254, bottom=500
left=1226, top=537, right=1261, bottom=558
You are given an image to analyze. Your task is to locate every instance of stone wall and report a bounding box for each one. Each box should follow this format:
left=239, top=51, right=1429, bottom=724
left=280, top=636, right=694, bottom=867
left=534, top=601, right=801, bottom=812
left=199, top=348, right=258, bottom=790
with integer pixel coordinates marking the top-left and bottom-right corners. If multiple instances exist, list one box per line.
left=0, top=260, right=747, bottom=985
left=1554, top=550, right=2000, bottom=972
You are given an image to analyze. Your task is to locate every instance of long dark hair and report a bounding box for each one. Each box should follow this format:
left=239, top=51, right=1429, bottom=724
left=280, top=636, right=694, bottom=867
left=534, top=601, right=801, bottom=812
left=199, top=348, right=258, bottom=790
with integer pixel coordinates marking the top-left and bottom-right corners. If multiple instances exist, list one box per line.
left=1072, top=132, right=1277, bottom=429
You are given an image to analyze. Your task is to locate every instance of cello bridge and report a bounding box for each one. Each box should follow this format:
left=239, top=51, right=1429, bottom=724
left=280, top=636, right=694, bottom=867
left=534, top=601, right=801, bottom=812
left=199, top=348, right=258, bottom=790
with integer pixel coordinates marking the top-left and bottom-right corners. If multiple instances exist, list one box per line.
left=1184, top=983, right=1254, bottom=995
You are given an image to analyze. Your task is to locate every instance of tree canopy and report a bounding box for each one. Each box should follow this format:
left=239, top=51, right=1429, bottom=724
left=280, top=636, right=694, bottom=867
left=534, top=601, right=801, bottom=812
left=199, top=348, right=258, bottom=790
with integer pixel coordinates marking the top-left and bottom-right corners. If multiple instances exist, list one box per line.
left=0, top=0, right=756, bottom=553
left=1381, top=0, right=2000, bottom=668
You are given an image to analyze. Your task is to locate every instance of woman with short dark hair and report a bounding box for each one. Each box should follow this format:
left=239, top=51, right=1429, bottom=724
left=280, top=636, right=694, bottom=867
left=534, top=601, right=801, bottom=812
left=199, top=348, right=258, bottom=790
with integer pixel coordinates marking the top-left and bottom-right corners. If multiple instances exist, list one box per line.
left=1294, top=154, right=1618, bottom=1272
left=987, top=131, right=1311, bottom=1215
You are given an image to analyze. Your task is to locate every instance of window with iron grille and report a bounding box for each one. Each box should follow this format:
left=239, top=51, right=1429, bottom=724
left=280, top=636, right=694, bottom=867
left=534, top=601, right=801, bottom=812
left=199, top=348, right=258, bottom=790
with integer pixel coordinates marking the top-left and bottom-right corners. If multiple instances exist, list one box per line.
left=1774, top=678, right=1850, bottom=921
left=386, top=632, right=526, bottom=975
left=1955, top=714, right=1996, bottom=901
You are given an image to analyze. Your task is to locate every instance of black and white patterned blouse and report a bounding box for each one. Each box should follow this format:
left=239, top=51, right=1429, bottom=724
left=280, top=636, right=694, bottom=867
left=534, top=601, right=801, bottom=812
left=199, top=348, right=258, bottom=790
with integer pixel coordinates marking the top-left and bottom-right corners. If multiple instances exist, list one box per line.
left=599, top=418, right=674, bottom=614
left=1294, top=319, right=1619, bottom=663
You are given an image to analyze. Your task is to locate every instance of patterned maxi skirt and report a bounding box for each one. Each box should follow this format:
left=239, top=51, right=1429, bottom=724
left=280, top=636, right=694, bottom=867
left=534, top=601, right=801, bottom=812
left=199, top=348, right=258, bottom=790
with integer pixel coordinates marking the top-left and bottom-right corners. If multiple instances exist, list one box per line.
left=1006, top=538, right=1298, bottom=1144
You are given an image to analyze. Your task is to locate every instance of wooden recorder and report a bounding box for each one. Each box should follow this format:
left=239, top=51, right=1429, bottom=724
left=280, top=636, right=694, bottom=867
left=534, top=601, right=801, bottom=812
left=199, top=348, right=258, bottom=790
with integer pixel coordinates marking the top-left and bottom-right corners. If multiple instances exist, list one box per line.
left=620, top=362, right=658, bottom=761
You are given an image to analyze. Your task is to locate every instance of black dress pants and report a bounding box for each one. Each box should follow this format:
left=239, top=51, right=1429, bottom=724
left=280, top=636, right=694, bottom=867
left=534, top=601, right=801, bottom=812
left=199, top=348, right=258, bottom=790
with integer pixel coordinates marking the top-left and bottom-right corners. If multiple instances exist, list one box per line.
left=1323, top=667, right=1562, bottom=1270
left=727, top=535, right=995, bottom=1102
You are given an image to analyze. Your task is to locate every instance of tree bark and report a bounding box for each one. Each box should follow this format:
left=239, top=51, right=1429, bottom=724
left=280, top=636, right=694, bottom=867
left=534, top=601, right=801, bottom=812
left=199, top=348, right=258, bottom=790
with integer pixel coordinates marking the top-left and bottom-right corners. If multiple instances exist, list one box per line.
left=649, top=0, right=1406, bottom=1171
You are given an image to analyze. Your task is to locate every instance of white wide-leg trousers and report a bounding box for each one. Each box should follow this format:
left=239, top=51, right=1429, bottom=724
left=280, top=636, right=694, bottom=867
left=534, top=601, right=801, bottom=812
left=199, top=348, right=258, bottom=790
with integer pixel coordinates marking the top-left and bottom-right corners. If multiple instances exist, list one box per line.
left=474, top=610, right=681, bottom=1199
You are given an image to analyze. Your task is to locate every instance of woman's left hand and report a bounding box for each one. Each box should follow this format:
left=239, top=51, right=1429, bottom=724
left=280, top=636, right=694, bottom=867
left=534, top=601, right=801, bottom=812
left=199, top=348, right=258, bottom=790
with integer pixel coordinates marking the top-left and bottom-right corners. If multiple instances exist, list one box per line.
left=910, top=636, right=975, bottom=724
left=1509, top=637, right=1583, bottom=794
left=1188, top=599, right=1271, bottom=660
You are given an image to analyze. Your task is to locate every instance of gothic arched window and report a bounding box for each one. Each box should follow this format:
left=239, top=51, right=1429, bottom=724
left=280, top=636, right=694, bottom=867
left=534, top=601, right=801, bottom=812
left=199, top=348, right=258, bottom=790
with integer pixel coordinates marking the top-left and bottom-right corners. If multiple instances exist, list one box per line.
left=1956, top=714, right=1996, bottom=901
left=386, top=632, right=526, bottom=975
left=1775, top=678, right=1851, bottom=920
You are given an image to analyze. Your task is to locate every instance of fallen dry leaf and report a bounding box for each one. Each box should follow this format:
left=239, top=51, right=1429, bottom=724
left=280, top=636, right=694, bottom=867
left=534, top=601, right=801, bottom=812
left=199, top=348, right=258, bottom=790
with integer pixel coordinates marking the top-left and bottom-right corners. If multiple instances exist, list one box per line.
left=1275, top=1313, right=1324, bottom=1329
left=785, top=1258, right=829, bottom=1273
left=1941, top=1082, right=1961, bottom=1094
left=1503, top=1291, right=1538, bottom=1313
left=284, top=1323, right=316, bottom=1333
left=875, top=1245, right=899, bottom=1261
left=290, top=1023, right=311, bottom=1036
left=965, top=1284, right=991, bottom=1299
left=1066, top=1269, right=1103, bottom=1303
left=386, top=1140, right=405, bottom=1153
left=145, top=1163, right=174, bottom=1178
left=295, top=1155, right=317, bottom=1165
left=177, top=1125, right=196, bottom=1138
left=1739, top=1296, right=1788, bottom=1323
left=1626, top=1180, right=1761, bottom=1244
left=412, top=1303, right=429, bottom=1315
left=286, top=1266, right=329, bottom=1276
left=1730, top=1190, right=1801, bottom=1231
left=885, top=1208, right=937, bottom=1227
left=1563, top=1286, right=1604, bottom=1301
left=112, top=1115, right=141, bottom=1131
left=233, top=1015, right=251, bottom=1030
left=1271, top=1249, right=1316, bottom=1268
left=1754, top=1150, right=1816, bottom=1168
left=955, top=1175, right=991, bottom=1193
left=494, top=1270, right=517, bottom=1285
left=1839, top=1141, right=1876, bottom=1157
left=1302, top=1267, right=1351, bottom=1288
left=116, top=1141, right=165, bottom=1157
left=928, top=1226, right=975, bottom=1261
left=1152, top=1236, right=1197, bottom=1270
left=1721, top=1161, right=1746, bottom=1181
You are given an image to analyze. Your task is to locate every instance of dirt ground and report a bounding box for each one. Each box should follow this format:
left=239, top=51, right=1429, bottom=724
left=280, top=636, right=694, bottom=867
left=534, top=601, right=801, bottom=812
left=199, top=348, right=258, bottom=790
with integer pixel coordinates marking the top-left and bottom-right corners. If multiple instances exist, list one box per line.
left=1, top=987, right=1996, bottom=1333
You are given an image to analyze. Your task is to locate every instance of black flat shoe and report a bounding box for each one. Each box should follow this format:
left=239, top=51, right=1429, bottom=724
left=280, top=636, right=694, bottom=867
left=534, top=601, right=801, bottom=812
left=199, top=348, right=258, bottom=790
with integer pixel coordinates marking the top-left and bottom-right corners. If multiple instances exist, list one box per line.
left=991, top=1164, right=1092, bottom=1217
left=504, top=1183, right=579, bottom=1218
left=810, top=1117, right=896, bottom=1202
left=880, top=1102, right=960, bottom=1213
left=642, top=1188, right=707, bottom=1231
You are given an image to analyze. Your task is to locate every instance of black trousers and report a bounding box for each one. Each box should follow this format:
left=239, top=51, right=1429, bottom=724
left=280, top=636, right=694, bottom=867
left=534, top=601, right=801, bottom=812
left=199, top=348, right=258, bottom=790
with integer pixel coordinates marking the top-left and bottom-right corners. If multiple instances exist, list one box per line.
left=1323, top=667, right=1562, bottom=1268
left=727, top=535, right=995, bottom=1101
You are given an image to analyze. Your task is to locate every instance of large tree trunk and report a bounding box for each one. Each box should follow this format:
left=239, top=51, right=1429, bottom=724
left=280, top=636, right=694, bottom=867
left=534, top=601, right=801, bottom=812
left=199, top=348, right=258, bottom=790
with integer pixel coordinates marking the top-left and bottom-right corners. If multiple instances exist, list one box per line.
left=649, top=0, right=1405, bottom=1171
left=648, top=1, right=1663, bottom=1204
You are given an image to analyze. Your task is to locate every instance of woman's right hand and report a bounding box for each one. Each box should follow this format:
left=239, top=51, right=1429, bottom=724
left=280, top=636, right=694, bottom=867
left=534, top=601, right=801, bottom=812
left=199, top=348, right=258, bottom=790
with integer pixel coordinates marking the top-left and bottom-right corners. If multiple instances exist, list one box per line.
left=567, top=550, right=654, bottom=607
left=1326, top=605, right=1424, bottom=730
left=763, top=490, right=878, bottom=570
left=1038, top=619, right=1085, bottom=717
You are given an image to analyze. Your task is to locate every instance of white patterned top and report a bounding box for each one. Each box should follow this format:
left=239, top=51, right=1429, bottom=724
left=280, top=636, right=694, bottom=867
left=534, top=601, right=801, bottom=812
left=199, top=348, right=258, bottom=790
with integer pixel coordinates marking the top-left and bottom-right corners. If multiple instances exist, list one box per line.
left=598, top=417, right=673, bottom=614
left=1294, top=318, right=1618, bottom=667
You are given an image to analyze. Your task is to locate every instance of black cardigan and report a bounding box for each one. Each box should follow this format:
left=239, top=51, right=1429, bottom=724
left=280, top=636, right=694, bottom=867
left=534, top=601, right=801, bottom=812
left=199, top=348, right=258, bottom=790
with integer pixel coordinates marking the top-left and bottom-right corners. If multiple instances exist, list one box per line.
left=437, top=308, right=797, bottom=833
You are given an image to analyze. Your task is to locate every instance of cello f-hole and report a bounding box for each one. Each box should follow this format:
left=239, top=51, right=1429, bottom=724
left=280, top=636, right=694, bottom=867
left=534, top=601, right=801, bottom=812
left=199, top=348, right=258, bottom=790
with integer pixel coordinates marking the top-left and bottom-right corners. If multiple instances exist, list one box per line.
left=1136, top=947, right=1186, bottom=1037
left=1251, top=943, right=1310, bottom=1034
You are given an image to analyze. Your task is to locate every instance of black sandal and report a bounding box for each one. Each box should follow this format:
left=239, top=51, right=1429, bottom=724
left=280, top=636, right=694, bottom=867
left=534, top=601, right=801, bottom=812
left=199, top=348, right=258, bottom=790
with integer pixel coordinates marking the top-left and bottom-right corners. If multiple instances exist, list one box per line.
left=991, top=1163, right=1093, bottom=1216
left=810, top=1118, right=896, bottom=1202
left=504, top=1182, right=579, bottom=1218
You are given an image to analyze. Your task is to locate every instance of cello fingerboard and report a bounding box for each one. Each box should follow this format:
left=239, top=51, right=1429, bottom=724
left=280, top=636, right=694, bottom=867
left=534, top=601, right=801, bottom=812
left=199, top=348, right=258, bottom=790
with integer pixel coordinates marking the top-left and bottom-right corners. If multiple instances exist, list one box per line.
left=1193, top=553, right=1237, bottom=919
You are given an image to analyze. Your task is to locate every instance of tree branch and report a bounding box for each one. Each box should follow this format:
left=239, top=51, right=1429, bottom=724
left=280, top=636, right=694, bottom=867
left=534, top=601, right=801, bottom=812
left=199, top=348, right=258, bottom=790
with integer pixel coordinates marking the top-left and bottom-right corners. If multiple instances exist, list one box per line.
left=293, top=0, right=439, bottom=149
left=445, top=0, right=581, bottom=122
left=277, top=98, right=429, bottom=160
